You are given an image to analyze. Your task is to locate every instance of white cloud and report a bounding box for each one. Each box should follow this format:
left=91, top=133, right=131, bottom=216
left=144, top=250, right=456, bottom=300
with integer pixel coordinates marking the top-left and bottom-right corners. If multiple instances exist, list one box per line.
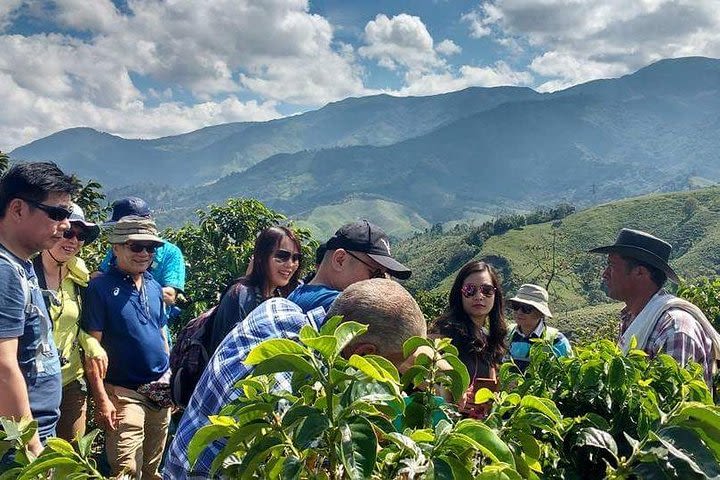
left=0, top=0, right=367, bottom=149
left=54, top=0, right=122, bottom=33
left=436, top=39, right=461, bottom=56
left=391, top=61, right=533, bottom=96
left=465, top=0, right=720, bottom=88
left=359, top=13, right=443, bottom=73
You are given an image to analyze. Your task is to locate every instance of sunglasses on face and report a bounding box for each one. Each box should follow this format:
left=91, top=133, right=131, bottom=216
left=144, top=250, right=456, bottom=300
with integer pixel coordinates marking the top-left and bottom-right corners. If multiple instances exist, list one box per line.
left=346, top=251, right=386, bottom=279
left=126, top=243, right=157, bottom=254
left=461, top=283, right=496, bottom=298
left=510, top=302, right=536, bottom=314
left=19, top=197, right=72, bottom=221
left=62, top=229, right=88, bottom=242
left=273, top=249, right=302, bottom=264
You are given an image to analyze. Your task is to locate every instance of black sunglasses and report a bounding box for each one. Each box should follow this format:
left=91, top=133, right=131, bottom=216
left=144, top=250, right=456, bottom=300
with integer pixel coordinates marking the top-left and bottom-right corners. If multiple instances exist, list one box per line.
left=19, top=197, right=72, bottom=221
left=126, top=243, right=157, bottom=254
left=273, top=249, right=302, bottom=264
left=346, top=251, right=386, bottom=279
left=510, top=302, right=536, bottom=314
left=461, top=283, right=496, bottom=298
left=62, top=229, right=88, bottom=242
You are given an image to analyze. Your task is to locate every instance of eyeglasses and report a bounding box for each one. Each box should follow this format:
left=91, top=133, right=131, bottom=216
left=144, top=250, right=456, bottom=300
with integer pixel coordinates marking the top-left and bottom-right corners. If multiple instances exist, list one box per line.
left=126, top=243, right=157, bottom=254
left=62, top=229, right=88, bottom=242
left=273, top=249, right=302, bottom=264
left=461, top=283, right=496, bottom=298
left=18, top=197, right=72, bottom=221
left=510, top=302, right=536, bottom=314
left=346, top=251, right=386, bottom=279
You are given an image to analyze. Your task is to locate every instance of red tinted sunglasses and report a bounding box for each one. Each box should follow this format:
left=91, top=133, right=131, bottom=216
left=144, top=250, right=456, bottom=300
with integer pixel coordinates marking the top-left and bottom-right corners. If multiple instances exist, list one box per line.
left=461, top=283, right=496, bottom=298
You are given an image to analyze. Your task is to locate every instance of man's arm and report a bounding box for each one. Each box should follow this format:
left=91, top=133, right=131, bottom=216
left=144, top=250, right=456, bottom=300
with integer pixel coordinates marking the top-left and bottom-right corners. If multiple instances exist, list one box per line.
left=0, top=338, right=43, bottom=456
left=84, top=331, right=116, bottom=431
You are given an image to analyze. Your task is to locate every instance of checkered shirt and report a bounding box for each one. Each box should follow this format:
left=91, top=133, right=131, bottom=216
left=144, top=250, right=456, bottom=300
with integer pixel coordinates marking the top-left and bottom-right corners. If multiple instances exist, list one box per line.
left=163, top=298, right=326, bottom=479
left=619, top=294, right=714, bottom=386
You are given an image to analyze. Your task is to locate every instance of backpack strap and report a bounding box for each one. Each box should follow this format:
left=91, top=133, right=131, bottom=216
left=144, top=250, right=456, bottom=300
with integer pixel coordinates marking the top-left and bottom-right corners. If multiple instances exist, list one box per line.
left=0, top=249, right=52, bottom=373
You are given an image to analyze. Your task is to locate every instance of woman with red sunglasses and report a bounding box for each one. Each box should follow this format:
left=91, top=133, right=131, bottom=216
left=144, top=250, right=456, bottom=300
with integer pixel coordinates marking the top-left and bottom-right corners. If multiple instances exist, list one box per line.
left=207, top=226, right=303, bottom=353
left=430, top=260, right=508, bottom=418
left=32, top=203, right=107, bottom=442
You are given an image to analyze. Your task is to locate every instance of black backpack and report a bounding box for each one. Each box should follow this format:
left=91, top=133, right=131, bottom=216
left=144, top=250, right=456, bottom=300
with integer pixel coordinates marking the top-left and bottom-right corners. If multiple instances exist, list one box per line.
left=169, top=305, right=219, bottom=408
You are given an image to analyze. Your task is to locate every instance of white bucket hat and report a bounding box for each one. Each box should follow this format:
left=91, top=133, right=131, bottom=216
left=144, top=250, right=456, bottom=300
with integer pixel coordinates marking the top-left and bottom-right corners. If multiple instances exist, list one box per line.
left=509, top=284, right=553, bottom=318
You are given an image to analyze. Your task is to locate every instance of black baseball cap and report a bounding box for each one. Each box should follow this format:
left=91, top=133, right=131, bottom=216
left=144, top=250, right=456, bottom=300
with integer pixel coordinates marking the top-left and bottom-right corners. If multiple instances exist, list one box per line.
left=325, top=220, right=411, bottom=280
left=107, top=196, right=151, bottom=224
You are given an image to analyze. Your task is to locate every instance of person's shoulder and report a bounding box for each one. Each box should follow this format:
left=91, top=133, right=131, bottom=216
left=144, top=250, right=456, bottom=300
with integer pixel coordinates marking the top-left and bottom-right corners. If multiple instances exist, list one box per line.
left=159, top=241, right=183, bottom=256
left=663, top=306, right=705, bottom=336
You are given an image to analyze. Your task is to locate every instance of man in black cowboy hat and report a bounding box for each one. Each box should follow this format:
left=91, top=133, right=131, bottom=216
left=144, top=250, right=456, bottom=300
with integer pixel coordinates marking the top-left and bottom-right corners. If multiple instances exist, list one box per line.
left=590, top=228, right=720, bottom=387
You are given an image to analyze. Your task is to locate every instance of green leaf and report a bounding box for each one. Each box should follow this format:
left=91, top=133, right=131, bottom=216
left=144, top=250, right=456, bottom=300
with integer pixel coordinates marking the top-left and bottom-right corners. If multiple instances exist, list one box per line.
left=282, top=405, right=323, bottom=428
left=319, top=315, right=343, bottom=335
left=340, top=416, right=377, bottom=480
left=363, top=355, right=400, bottom=384
left=294, top=413, right=330, bottom=449
left=455, top=420, right=515, bottom=467
left=348, top=354, right=387, bottom=382
left=281, top=456, right=302, bottom=480
left=188, top=424, right=236, bottom=468
left=334, top=321, right=369, bottom=354
left=519, top=396, right=562, bottom=424
left=474, top=388, right=494, bottom=405
left=299, top=325, right=318, bottom=341
left=77, top=429, right=100, bottom=459
left=608, top=357, right=626, bottom=390
left=235, top=436, right=284, bottom=480
left=300, top=335, right=338, bottom=359
left=431, top=457, right=454, bottom=480
left=440, top=455, right=473, bottom=480
left=46, top=437, right=77, bottom=457
left=18, top=455, right=81, bottom=480
left=245, top=339, right=307, bottom=365
left=441, top=353, right=470, bottom=400
left=402, top=336, right=433, bottom=359
left=252, top=354, right=317, bottom=377
left=400, top=365, right=430, bottom=387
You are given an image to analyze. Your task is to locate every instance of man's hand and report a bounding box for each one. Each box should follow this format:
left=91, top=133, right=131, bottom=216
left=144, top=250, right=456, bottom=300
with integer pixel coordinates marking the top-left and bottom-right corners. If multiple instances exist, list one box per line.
left=27, top=433, right=43, bottom=458
left=95, top=398, right=117, bottom=431
left=84, top=353, right=108, bottom=379
left=162, top=287, right=177, bottom=306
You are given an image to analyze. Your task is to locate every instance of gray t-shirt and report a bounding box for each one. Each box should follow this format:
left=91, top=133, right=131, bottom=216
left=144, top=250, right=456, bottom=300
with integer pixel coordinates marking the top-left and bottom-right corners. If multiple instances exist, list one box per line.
left=0, top=244, right=61, bottom=441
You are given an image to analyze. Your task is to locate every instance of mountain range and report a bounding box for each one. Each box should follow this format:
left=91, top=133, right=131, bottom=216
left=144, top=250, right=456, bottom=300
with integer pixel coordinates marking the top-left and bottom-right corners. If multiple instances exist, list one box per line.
left=11, top=56, right=720, bottom=236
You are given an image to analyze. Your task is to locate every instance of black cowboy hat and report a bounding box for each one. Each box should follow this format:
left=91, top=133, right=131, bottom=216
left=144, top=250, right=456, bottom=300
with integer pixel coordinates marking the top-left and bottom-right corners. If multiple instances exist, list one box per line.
left=589, top=228, right=680, bottom=283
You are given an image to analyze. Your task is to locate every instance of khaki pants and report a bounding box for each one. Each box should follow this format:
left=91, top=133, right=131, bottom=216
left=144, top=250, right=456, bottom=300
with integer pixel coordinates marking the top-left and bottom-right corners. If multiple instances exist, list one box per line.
left=105, top=384, right=171, bottom=480
left=57, top=378, right=88, bottom=442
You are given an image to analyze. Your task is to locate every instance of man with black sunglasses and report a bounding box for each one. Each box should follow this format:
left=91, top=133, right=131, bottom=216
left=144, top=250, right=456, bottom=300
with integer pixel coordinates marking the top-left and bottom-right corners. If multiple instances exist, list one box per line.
left=288, top=220, right=411, bottom=314
left=83, top=216, right=171, bottom=478
left=0, top=162, right=76, bottom=456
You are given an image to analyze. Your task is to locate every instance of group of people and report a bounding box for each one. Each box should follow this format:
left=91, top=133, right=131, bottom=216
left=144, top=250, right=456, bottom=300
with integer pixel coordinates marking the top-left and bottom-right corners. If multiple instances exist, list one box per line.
left=1, top=161, right=719, bottom=480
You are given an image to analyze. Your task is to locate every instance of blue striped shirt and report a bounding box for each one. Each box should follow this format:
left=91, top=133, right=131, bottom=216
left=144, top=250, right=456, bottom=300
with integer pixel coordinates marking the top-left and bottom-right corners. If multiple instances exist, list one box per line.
left=163, top=298, right=326, bottom=479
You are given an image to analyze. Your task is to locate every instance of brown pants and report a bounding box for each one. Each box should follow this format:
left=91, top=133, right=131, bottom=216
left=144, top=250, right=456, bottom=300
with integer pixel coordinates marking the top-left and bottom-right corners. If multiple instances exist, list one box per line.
left=56, top=378, right=88, bottom=442
left=105, top=384, right=171, bottom=480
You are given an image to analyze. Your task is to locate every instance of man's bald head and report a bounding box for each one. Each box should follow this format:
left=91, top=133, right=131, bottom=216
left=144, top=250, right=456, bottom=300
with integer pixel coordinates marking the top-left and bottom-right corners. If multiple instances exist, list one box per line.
left=327, top=278, right=426, bottom=365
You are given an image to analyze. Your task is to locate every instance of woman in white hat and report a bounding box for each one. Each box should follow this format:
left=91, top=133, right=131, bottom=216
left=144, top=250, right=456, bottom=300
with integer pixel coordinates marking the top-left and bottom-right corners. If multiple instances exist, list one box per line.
left=33, top=203, right=107, bottom=441
left=507, top=284, right=572, bottom=372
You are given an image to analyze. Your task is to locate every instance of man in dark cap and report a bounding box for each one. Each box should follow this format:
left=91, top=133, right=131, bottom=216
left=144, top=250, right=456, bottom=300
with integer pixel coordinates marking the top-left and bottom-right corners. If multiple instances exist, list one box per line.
left=288, top=220, right=411, bottom=313
left=590, top=228, right=720, bottom=387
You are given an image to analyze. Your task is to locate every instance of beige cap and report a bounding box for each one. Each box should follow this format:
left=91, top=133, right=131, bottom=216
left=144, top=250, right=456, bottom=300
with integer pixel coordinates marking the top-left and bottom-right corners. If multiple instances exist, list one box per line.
left=509, top=283, right=553, bottom=318
left=107, top=216, right=165, bottom=245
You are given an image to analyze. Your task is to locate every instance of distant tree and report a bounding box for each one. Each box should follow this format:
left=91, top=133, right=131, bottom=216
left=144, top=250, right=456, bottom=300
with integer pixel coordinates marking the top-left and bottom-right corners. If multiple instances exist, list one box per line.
left=0, top=150, right=9, bottom=175
left=165, top=198, right=317, bottom=321
left=683, top=196, right=699, bottom=217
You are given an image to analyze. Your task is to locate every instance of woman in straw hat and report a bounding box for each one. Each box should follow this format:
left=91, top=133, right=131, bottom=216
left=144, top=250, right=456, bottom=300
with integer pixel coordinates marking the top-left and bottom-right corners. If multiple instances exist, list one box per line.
left=33, top=203, right=106, bottom=442
left=506, top=283, right=572, bottom=372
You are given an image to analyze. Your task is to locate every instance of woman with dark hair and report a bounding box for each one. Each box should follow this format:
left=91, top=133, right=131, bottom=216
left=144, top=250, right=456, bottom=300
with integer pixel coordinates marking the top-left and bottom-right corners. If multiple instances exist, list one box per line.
left=207, top=226, right=303, bottom=352
left=33, top=203, right=107, bottom=442
left=430, top=260, right=507, bottom=418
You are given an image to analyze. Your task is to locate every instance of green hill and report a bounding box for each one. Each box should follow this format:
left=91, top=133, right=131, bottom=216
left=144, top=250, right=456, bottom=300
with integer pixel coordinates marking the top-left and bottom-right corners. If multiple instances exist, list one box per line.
left=396, top=187, right=720, bottom=341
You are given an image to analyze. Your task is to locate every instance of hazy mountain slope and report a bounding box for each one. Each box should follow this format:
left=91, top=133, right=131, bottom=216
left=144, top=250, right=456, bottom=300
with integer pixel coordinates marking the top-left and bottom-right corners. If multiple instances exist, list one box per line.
left=11, top=86, right=539, bottom=187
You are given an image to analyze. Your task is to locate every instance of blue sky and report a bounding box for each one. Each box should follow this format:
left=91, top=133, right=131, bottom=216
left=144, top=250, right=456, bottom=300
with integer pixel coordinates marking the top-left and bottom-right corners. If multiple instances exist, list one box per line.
left=2, top=0, right=718, bottom=151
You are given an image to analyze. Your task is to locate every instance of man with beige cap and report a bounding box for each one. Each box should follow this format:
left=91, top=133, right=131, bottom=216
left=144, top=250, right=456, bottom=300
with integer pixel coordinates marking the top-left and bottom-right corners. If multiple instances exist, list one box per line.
left=506, top=284, right=572, bottom=372
left=83, top=216, right=171, bottom=479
